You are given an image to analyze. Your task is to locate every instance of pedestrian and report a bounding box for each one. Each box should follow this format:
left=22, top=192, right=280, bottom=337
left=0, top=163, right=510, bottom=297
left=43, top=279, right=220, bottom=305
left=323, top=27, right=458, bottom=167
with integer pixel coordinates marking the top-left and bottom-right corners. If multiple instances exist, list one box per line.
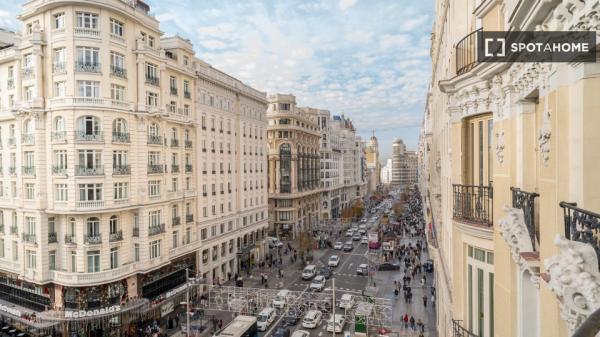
left=431, top=294, right=436, bottom=307
left=403, top=314, right=409, bottom=329
left=423, top=295, right=427, bottom=307
left=410, top=316, right=415, bottom=331
left=394, top=288, right=399, bottom=297
left=218, top=319, right=223, bottom=330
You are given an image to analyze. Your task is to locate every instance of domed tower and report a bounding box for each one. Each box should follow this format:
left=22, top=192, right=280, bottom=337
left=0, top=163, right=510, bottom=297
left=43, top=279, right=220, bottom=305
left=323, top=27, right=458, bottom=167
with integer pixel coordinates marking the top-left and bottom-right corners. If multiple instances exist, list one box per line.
left=366, top=130, right=381, bottom=191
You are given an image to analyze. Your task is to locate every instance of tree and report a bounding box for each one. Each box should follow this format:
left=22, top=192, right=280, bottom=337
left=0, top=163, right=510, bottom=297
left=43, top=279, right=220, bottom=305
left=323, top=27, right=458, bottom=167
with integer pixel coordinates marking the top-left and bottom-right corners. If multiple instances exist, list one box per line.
left=297, top=232, right=314, bottom=263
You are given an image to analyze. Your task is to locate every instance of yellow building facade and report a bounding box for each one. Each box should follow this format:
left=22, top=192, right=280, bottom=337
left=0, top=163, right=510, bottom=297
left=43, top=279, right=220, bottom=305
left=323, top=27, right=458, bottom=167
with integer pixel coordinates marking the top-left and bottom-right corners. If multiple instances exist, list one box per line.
left=419, top=1, right=600, bottom=337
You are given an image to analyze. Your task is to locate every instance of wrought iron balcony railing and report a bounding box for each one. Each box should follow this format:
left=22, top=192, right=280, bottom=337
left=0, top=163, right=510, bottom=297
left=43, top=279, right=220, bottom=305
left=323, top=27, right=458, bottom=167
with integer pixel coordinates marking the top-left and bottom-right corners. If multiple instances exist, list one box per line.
left=170, top=87, right=178, bottom=95
left=112, top=132, right=130, bottom=143
left=75, top=165, right=104, bottom=176
left=48, top=232, right=57, bottom=243
left=75, top=131, right=103, bottom=142
left=184, top=91, right=191, bottom=99
left=147, top=135, right=162, bottom=145
left=172, top=216, right=181, bottom=226
left=511, top=187, right=540, bottom=250
left=53, top=62, right=66, bottom=74
left=148, top=223, right=165, bottom=236
left=75, top=61, right=101, bottom=73
left=185, top=164, right=192, bottom=173
left=7, top=78, right=14, bottom=89
left=85, top=234, right=102, bottom=244
left=109, top=230, right=123, bottom=242
left=456, top=29, right=481, bottom=76
left=113, top=165, right=131, bottom=175
left=133, top=227, right=139, bottom=237
left=452, top=320, right=478, bottom=337
left=110, top=66, right=127, bottom=79
left=22, top=166, right=35, bottom=176
left=560, top=201, right=600, bottom=268
left=65, top=234, right=76, bottom=244
left=7, top=138, right=15, bottom=147
left=171, top=165, right=180, bottom=173
left=21, top=133, right=34, bottom=145
left=185, top=140, right=192, bottom=148
left=170, top=139, right=179, bottom=147
left=452, top=184, right=493, bottom=226
left=145, top=75, right=160, bottom=86
left=9, top=226, right=17, bottom=235
left=8, top=167, right=15, bottom=176
left=52, top=166, right=66, bottom=175
left=22, top=233, right=36, bottom=244
left=52, top=131, right=67, bottom=142
left=148, top=164, right=164, bottom=174
left=186, top=214, right=194, bottom=223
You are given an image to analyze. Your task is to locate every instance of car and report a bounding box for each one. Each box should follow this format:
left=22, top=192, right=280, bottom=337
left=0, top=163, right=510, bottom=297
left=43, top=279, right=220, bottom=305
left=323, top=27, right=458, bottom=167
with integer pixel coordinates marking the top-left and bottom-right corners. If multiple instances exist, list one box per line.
left=282, top=315, right=299, bottom=327
left=302, top=265, right=317, bottom=280
left=358, top=229, right=367, bottom=235
left=360, top=237, right=368, bottom=245
left=356, top=263, right=369, bottom=275
left=272, top=289, right=291, bottom=309
left=333, top=242, right=343, bottom=250
left=267, top=237, right=284, bottom=248
left=343, top=242, right=353, bottom=252
left=328, top=255, right=340, bottom=267
left=345, top=230, right=353, bottom=237
left=291, top=330, right=310, bottom=337
left=360, top=218, right=367, bottom=223
left=310, top=275, right=326, bottom=292
left=257, top=308, right=277, bottom=331
left=302, top=310, right=323, bottom=329
left=378, top=262, right=401, bottom=271
left=339, top=294, right=355, bottom=310
left=424, top=259, right=434, bottom=273
left=319, top=266, right=332, bottom=279
left=326, top=314, right=346, bottom=333
left=352, top=234, right=361, bottom=241
left=359, top=224, right=367, bottom=229
left=273, top=326, right=291, bottom=337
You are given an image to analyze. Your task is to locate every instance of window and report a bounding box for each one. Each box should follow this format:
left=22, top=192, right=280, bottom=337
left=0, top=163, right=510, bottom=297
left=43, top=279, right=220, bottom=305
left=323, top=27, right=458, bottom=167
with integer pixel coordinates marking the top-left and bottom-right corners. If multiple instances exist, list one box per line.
left=280, top=144, right=292, bottom=193
left=55, top=184, right=68, bottom=201
left=113, top=150, right=128, bottom=167
left=110, top=51, right=125, bottom=70
left=25, top=184, right=35, bottom=200
left=148, top=180, right=160, bottom=197
left=110, top=19, right=124, bottom=37
left=49, top=250, right=55, bottom=270
left=172, top=230, right=178, bottom=248
left=77, top=80, right=100, bottom=97
left=87, top=250, right=100, bottom=272
left=23, top=54, right=34, bottom=68
left=111, top=84, right=125, bottom=101
left=134, top=243, right=140, bottom=262
left=86, top=217, right=100, bottom=236
left=114, top=182, right=128, bottom=200
left=54, top=13, right=65, bottom=29
left=146, top=92, right=158, bottom=106
left=148, top=36, right=155, bottom=48
left=110, top=247, right=119, bottom=269
left=183, top=55, right=189, bottom=66
left=149, top=210, right=161, bottom=227
left=77, top=116, right=101, bottom=135
left=54, top=81, right=66, bottom=97
left=183, top=80, right=190, bottom=94
left=148, top=151, right=161, bottom=166
left=169, top=76, right=177, bottom=91
left=145, top=62, right=157, bottom=79
left=78, top=183, right=102, bottom=201
left=76, top=12, right=98, bottom=29
left=53, top=47, right=66, bottom=66
left=24, top=86, right=34, bottom=101
left=26, top=250, right=36, bottom=269
left=171, top=178, right=178, bottom=192
left=77, top=47, right=99, bottom=65
left=149, top=240, right=161, bottom=259
left=78, top=149, right=101, bottom=169
left=201, top=228, right=207, bottom=240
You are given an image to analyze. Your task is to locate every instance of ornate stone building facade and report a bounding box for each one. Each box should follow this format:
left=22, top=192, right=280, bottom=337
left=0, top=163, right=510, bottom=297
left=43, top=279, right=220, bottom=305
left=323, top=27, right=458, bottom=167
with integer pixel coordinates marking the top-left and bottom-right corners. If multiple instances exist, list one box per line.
left=419, top=1, right=600, bottom=337
left=365, top=131, right=381, bottom=192
left=267, top=94, right=321, bottom=239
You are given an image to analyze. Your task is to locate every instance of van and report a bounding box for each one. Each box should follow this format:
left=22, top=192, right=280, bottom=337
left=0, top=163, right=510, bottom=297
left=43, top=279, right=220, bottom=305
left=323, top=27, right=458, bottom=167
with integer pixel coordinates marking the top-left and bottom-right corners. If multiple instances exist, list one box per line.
left=272, top=289, right=290, bottom=309
left=267, top=237, right=283, bottom=248
left=339, top=294, right=354, bottom=309
left=257, top=308, right=277, bottom=331
left=326, top=314, right=345, bottom=333
left=301, top=310, right=322, bottom=329
left=302, top=265, right=317, bottom=280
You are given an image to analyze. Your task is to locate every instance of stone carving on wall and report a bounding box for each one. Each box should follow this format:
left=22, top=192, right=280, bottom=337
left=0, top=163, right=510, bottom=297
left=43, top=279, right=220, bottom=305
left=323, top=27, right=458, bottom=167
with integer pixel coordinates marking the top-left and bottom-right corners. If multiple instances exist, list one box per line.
left=544, top=234, right=600, bottom=333
left=538, top=109, right=552, bottom=167
left=499, top=207, right=539, bottom=286
left=495, top=130, right=505, bottom=165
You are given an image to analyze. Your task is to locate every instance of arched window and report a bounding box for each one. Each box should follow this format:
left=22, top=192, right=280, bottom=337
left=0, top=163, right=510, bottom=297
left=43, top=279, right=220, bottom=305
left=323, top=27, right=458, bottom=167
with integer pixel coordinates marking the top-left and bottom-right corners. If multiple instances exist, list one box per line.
left=148, top=123, right=159, bottom=136
left=279, top=144, right=291, bottom=193
left=109, top=215, right=118, bottom=235
left=86, top=217, right=100, bottom=236
left=171, top=127, right=178, bottom=140
left=54, top=116, right=66, bottom=133
left=23, top=119, right=34, bottom=135
left=113, top=118, right=127, bottom=135
left=77, top=116, right=101, bottom=136
left=184, top=129, right=190, bottom=142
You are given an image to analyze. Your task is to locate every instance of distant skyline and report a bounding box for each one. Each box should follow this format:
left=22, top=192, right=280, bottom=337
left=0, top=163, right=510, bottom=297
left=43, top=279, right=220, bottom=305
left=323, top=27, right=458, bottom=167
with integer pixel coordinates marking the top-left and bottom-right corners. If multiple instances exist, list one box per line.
left=1, top=0, right=433, bottom=158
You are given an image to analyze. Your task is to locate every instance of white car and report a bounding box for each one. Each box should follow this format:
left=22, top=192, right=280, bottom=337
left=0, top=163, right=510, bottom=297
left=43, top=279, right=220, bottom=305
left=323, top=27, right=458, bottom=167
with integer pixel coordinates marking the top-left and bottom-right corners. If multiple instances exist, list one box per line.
left=328, top=255, right=340, bottom=267
left=302, top=310, right=323, bottom=329
left=345, top=230, right=353, bottom=237
left=326, top=314, right=346, bottom=333
left=333, top=242, right=343, bottom=250
left=360, top=237, right=368, bottom=245
left=310, top=275, right=326, bottom=292
left=291, top=331, right=310, bottom=337
left=339, top=294, right=355, bottom=310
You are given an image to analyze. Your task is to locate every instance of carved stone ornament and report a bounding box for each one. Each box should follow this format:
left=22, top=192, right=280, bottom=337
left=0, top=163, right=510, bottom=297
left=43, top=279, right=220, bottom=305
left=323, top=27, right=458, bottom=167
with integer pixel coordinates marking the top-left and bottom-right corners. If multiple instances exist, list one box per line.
left=544, top=234, right=600, bottom=333
left=495, top=130, right=505, bottom=165
left=538, top=109, right=551, bottom=167
left=499, top=207, right=539, bottom=286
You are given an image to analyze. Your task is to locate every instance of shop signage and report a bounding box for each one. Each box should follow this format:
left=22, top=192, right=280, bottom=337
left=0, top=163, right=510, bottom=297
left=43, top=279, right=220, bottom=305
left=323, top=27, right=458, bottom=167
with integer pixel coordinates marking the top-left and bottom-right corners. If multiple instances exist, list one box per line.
left=65, top=305, right=121, bottom=318
left=165, top=284, right=187, bottom=299
left=161, top=301, right=174, bottom=317
left=0, top=304, right=22, bottom=317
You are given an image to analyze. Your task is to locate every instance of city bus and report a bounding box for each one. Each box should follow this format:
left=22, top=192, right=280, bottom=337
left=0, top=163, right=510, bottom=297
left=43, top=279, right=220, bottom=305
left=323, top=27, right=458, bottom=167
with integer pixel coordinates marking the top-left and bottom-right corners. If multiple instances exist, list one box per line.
left=214, top=315, right=258, bottom=337
left=368, top=232, right=380, bottom=249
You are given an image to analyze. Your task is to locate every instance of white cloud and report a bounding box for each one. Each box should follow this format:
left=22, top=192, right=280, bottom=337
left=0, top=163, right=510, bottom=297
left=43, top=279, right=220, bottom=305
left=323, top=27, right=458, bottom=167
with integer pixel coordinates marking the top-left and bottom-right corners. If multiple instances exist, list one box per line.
left=339, top=0, right=358, bottom=11
left=379, top=34, right=411, bottom=50
left=201, top=39, right=228, bottom=50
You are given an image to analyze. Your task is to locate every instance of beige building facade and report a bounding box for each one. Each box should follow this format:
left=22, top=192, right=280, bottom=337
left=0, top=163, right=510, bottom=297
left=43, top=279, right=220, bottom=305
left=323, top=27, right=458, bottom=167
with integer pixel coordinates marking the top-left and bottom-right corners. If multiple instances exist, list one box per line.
left=419, top=1, right=600, bottom=337
left=0, top=0, right=268, bottom=332
left=365, top=131, right=381, bottom=192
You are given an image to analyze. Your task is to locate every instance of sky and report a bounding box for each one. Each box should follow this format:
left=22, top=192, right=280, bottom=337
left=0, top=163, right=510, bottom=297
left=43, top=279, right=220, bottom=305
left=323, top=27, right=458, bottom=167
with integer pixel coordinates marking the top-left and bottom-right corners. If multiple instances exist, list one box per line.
left=1, top=0, right=434, bottom=161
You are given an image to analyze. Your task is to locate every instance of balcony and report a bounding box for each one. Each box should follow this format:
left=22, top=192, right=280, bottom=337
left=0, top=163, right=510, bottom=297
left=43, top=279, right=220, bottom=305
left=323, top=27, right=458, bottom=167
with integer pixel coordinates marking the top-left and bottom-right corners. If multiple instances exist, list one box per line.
left=8, top=167, right=15, bottom=176
left=110, top=66, right=127, bottom=79
left=452, top=320, right=478, bottom=337
left=148, top=223, right=165, bottom=236
left=148, top=164, right=164, bottom=174
left=52, top=166, right=67, bottom=175
left=145, top=75, right=160, bottom=86
left=84, top=234, right=102, bottom=245
left=112, top=132, right=130, bottom=143
left=109, top=230, right=123, bottom=242
left=53, top=62, right=66, bottom=75
left=9, top=226, right=17, bottom=235
left=75, top=61, right=101, bottom=74
left=7, top=137, right=15, bottom=147
left=48, top=232, right=57, bottom=243
left=185, top=165, right=192, bottom=173
left=21, top=233, right=36, bottom=244
left=452, top=184, right=493, bottom=226
left=511, top=187, right=540, bottom=250
left=21, top=67, right=34, bottom=80
left=112, top=165, right=131, bottom=175
left=76, top=200, right=105, bottom=209
left=185, top=140, right=192, bottom=149
left=172, top=216, right=181, bottom=226
left=52, top=131, right=67, bottom=142
left=456, top=29, right=481, bottom=76
left=22, top=166, right=35, bottom=176
left=171, top=164, right=180, bottom=173
left=186, top=214, right=194, bottom=223
left=170, top=87, right=178, bottom=95
left=133, top=227, right=139, bottom=237
left=65, top=234, right=76, bottom=244
left=21, top=133, right=34, bottom=145
left=147, top=135, right=162, bottom=145
left=75, top=131, right=103, bottom=142
left=7, top=78, right=14, bottom=90
left=74, top=27, right=100, bottom=38
left=75, top=165, right=104, bottom=176
left=170, top=139, right=179, bottom=147
left=184, top=91, right=191, bottom=99
left=560, top=201, right=600, bottom=268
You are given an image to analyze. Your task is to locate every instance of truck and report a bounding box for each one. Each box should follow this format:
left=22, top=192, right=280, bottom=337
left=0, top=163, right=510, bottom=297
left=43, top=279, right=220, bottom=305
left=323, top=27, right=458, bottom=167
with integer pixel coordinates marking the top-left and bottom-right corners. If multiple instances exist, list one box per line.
left=368, top=232, right=380, bottom=250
